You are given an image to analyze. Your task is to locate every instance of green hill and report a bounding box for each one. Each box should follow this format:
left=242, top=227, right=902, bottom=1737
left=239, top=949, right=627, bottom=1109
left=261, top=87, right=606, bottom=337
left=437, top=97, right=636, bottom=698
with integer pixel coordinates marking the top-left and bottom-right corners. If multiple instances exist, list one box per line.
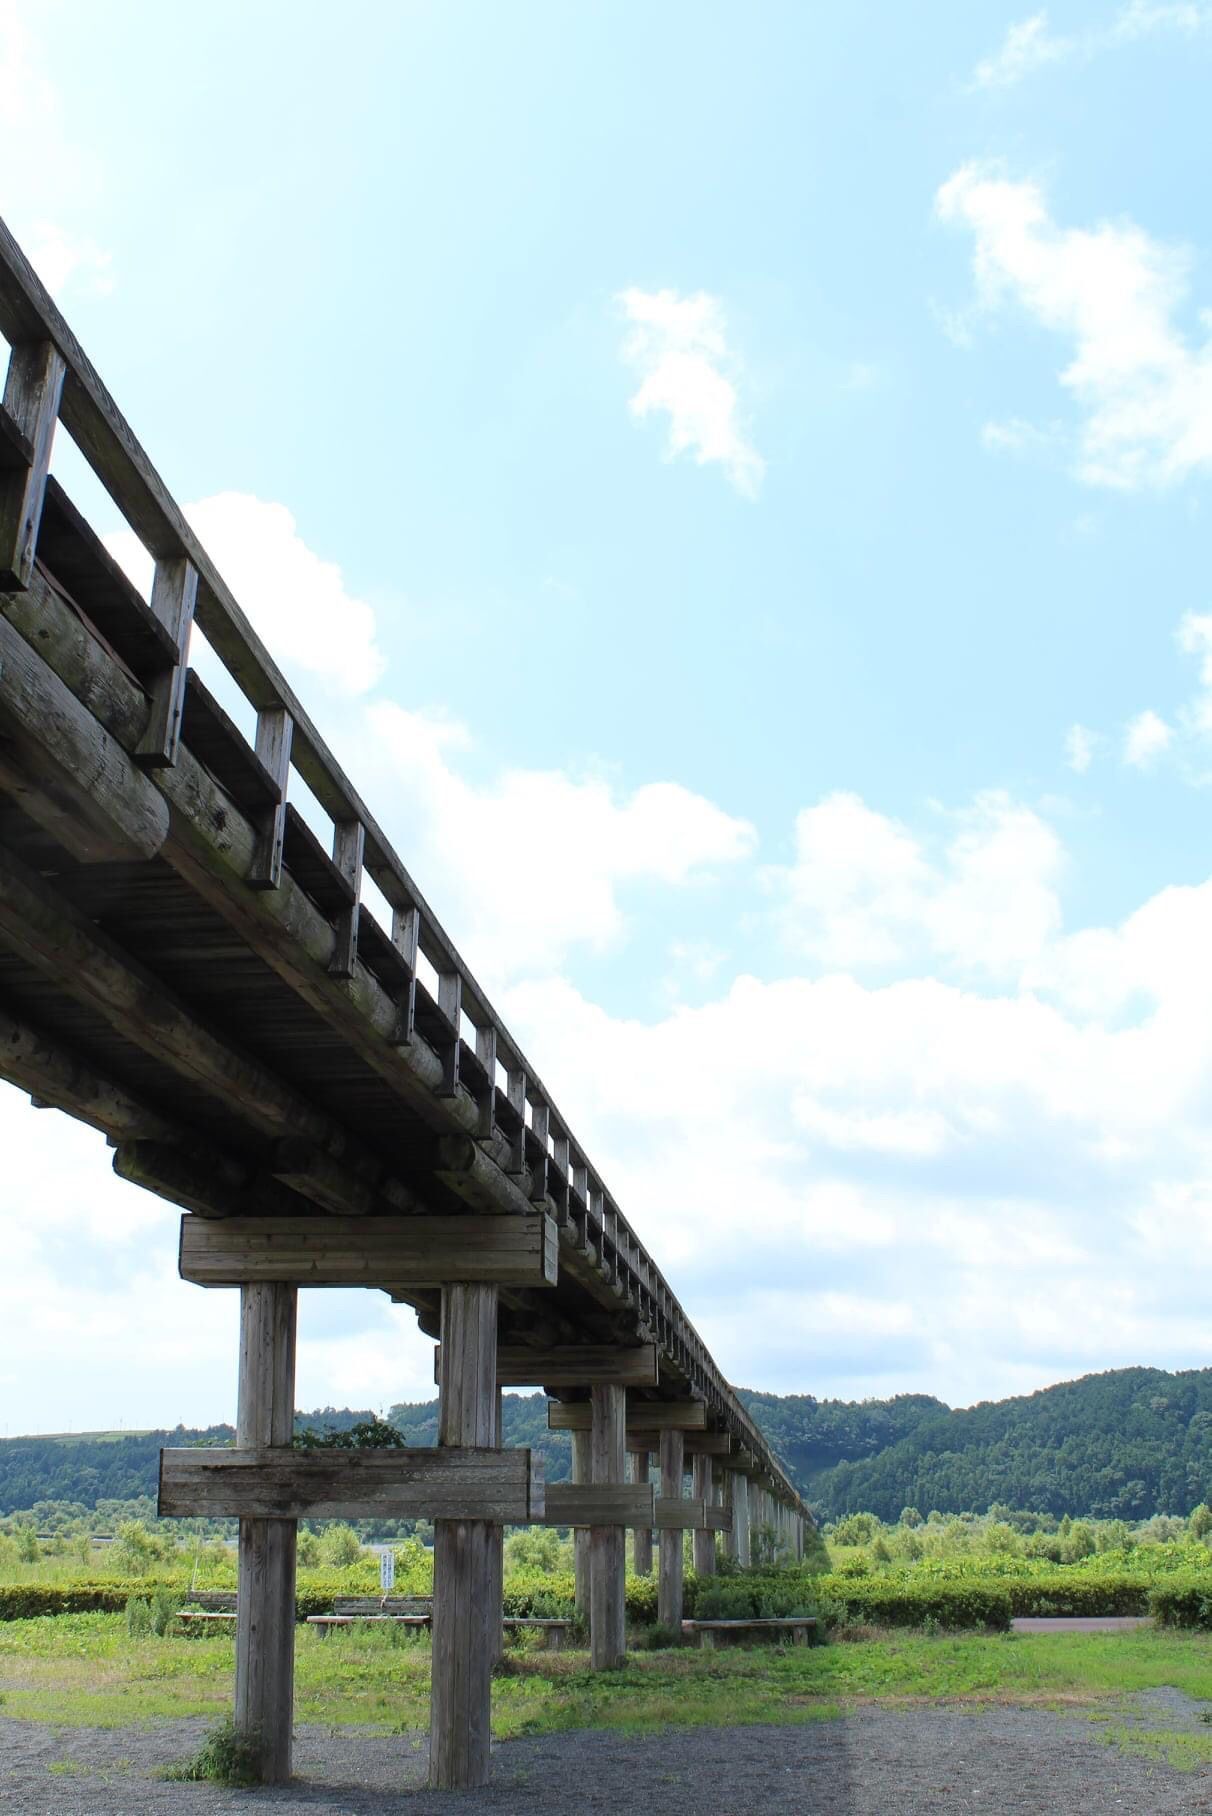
left=5, top=1368, right=1211, bottom=1525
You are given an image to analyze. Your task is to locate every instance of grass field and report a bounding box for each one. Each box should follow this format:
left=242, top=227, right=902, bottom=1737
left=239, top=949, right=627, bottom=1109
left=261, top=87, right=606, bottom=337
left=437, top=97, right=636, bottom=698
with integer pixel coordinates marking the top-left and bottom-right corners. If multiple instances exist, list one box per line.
left=1, top=1615, right=1211, bottom=1749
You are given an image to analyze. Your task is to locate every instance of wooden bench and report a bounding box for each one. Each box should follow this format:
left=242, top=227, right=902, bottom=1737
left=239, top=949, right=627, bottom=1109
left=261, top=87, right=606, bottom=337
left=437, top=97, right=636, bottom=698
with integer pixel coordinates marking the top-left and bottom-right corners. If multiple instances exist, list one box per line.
left=502, top=1616, right=574, bottom=1651
left=681, top=1617, right=817, bottom=1649
left=307, top=1613, right=432, bottom=1638
left=175, top=1610, right=237, bottom=1629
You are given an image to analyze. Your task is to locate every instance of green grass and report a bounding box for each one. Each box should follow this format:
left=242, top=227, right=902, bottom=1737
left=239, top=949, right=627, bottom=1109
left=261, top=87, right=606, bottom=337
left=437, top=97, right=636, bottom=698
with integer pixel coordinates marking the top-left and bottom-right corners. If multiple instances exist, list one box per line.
left=1, top=1615, right=1211, bottom=1740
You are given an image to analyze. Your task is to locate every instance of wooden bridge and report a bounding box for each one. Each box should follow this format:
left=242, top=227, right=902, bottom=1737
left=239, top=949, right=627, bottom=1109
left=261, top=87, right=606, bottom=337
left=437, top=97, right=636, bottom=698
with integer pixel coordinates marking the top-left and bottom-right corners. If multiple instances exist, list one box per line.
left=0, top=216, right=809, bottom=1788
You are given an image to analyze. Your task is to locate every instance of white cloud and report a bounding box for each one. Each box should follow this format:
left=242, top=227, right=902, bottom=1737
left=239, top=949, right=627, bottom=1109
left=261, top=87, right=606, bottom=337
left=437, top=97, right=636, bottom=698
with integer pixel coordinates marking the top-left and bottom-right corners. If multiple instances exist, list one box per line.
left=971, top=12, right=1075, bottom=88
left=937, top=164, right=1212, bottom=489
left=1065, top=723, right=1097, bottom=773
left=618, top=287, right=765, bottom=498
left=771, top=789, right=1063, bottom=982
left=970, top=2, right=1212, bottom=88
left=1124, top=708, right=1174, bottom=767
left=107, top=494, right=385, bottom=698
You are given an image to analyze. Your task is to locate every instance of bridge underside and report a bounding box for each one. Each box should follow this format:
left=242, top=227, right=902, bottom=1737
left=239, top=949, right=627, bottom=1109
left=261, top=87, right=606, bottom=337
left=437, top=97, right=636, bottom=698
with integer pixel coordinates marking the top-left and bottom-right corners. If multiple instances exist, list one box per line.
left=0, top=216, right=809, bottom=1785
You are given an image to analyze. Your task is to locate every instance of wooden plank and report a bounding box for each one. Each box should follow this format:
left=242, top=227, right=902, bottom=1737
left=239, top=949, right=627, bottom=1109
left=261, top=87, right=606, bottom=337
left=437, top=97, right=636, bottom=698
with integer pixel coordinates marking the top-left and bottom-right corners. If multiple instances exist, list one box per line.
left=180, top=669, right=280, bottom=814
left=233, top=1282, right=297, bottom=1785
left=0, top=400, right=32, bottom=469
left=115, top=1141, right=304, bottom=1222
left=329, top=819, right=364, bottom=979
left=0, top=610, right=169, bottom=859
left=431, top=1281, right=498, bottom=1791
left=589, top=1382, right=626, bottom=1670
left=250, top=705, right=291, bottom=888
left=159, top=1445, right=542, bottom=1522
left=548, top=1400, right=708, bottom=1433
left=434, top=1343, right=658, bottom=1388
left=541, top=1483, right=654, bottom=1529
left=705, top=1505, right=732, bottom=1533
left=659, top=1428, right=684, bottom=1629
left=655, top=1495, right=705, bottom=1531
left=282, top=804, right=356, bottom=914
left=0, top=339, right=64, bottom=589
left=269, top=1138, right=396, bottom=1219
left=36, top=477, right=179, bottom=677
left=179, top=1213, right=560, bottom=1290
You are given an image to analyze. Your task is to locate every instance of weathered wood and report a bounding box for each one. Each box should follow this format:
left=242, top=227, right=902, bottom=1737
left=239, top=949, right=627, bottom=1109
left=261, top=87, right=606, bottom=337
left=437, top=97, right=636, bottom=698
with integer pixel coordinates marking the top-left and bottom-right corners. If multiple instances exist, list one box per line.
left=655, top=1495, right=707, bottom=1531
left=0, top=1007, right=180, bottom=1143
left=430, top=1282, right=498, bottom=1791
left=269, top=1139, right=418, bottom=1219
left=179, top=1213, right=559, bottom=1289
left=250, top=705, right=292, bottom=888
left=629, top=1429, right=732, bottom=1457
left=693, top=1452, right=716, bottom=1576
left=134, top=557, right=196, bottom=768
left=434, top=1343, right=657, bottom=1387
left=540, top=1483, right=655, bottom=1528
left=548, top=1399, right=708, bottom=1433
left=329, top=818, right=364, bottom=979
left=0, top=338, right=64, bottom=588
left=115, top=1141, right=304, bottom=1222
left=731, top=1470, right=751, bottom=1567
left=630, top=1449, right=653, bottom=1575
left=0, top=610, right=169, bottom=858
left=589, top=1382, right=626, bottom=1670
left=658, top=1428, right=684, bottom=1630
left=570, top=1428, right=590, bottom=1617
left=234, top=1282, right=297, bottom=1785
left=159, top=1446, right=543, bottom=1522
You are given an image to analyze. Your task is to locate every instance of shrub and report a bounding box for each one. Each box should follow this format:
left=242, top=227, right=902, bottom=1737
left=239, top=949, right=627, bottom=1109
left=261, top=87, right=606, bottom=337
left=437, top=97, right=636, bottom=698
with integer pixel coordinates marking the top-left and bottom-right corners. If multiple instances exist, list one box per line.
left=125, top=1595, right=153, bottom=1638
left=318, top=1525, right=363, bottom=1569
left=1150, top=1578, right=1212, bottom=1628
left=828, top=1578, right=1012, bottom=1631
left=165, top=1719, right=261, bottom=1787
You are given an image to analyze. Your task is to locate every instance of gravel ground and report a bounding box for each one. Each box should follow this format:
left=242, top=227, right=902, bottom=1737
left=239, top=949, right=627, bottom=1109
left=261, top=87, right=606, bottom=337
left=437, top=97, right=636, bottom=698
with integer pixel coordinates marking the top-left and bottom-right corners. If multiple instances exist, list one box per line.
left=4, top=1694, right=1212, bottom=1815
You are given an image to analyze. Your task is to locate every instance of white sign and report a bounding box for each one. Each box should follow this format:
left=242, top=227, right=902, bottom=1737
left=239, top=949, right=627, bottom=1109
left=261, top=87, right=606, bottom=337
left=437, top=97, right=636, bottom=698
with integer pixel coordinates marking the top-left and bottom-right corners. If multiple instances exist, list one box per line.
left=380, top=1548, right=396, bottom=1594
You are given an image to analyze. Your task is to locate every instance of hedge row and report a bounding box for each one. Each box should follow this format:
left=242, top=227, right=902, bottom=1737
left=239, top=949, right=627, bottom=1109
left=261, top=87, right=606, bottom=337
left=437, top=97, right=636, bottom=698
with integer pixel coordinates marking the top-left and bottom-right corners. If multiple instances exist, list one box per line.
left=825, top=1578, right=1012, bottom=1631
left=1148, top=1577, right=1212, bottom=1628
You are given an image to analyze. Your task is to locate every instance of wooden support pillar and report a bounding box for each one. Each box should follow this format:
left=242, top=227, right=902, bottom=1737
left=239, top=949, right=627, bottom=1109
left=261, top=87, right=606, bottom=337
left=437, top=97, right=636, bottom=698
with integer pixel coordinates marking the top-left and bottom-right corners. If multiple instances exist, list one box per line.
left=721, top=1470, right=738, bottom=1563
left=630, top=1449, right=653, bottom=1576
left=733, top=1472, right=751, bottom=1567
left=692, top=1453, right=716, bottom=1577
left=658, top=1427, right=684, bottom=1630
left=589, top=1383, right=626, bottom=1670
left=430, top=1282, right=499, bottom=1791
left=234, top=1282, right=298, bottom=1785
left=489, top=1385, right=503, bottom=1668
left=571, top=1428, right=591, bottom=1618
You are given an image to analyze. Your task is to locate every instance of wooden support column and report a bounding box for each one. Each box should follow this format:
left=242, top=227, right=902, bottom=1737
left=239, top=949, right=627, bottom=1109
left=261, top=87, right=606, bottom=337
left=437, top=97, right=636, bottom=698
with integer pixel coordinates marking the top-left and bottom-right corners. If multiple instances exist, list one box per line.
left=630, top=1449, right=653, bottom=1576
left=692, top=1453, right=716, bottom=1577
left=658, top=1427, right=684, bottom=1630
left=234, top=1282, right=298, bottom=1785
left=571, top=1429, right=590, bottom=1619
left=430, top=1282, right=499, bottom=1791
left=489, top=1385, right=503, bottom=1669
left=589, top=1384, right=626, bottom=1670
left=733, top=1471, right=751, bottom=1568
left=721, top=1471, right=738, bottom=1563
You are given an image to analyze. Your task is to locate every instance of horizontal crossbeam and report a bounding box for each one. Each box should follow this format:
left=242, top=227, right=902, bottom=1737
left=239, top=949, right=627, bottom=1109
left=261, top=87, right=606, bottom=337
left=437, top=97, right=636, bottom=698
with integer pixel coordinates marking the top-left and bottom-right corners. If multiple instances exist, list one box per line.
left=159, top=1446, right=545, bottom=1522
left=653, top=1497, right=732, bottom=1532
left=179, top=1213, right=559, bottom=1289
left=548, top=1399, right=708, bottom=1433
left=629, top=1430, right=732, bottom=1457
left=539, top=1483, right=655, bottom=1529
left=435, top=1343, right=658, bottom=1388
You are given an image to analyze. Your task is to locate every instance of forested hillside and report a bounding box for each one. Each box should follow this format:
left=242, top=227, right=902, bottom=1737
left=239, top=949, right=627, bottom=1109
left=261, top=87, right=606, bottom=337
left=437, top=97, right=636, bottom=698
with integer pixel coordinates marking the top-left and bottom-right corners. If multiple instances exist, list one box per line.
left=5, top=1369, right=1211, bottom=1523
left=802, top=1368, right=1212, bottom=1522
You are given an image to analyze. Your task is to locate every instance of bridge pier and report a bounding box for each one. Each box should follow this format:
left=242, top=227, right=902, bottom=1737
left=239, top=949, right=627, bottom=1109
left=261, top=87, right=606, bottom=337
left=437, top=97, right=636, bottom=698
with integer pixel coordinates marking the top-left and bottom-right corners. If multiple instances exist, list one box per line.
left=658, top=1427, right=684, bottom=1629
left=234, top=1282, right=298, bottom=1784
left=429, top=1282, right=500, bottom=1789
left=732, top=1470, right=751, bottom=1566
left=629, top=1447, right=653, bottom=1575
left=571, top=1428, right=591, bottom=1619
left=692, top=1452, right=716, bottom=1577
left=589, top=1383, right=627, bottom=1669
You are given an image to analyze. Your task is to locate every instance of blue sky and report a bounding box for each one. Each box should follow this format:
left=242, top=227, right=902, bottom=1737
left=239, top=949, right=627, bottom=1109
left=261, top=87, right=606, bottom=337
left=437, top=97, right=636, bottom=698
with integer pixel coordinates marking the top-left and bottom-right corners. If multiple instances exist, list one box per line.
left=4, top=0, right=1212, bottom=1436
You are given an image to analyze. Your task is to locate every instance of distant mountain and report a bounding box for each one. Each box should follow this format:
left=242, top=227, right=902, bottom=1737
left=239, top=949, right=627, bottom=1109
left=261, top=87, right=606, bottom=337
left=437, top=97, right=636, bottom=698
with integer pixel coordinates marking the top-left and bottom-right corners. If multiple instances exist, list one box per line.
left=5, top=1368, right=1211, bottom=1524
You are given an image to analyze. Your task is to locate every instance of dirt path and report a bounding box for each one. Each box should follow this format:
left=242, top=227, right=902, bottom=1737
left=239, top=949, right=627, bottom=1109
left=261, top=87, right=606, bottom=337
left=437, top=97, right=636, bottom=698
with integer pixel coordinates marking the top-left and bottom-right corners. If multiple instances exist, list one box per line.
left=3, top=1694, right=1212, bottom=1814
left=1012, top=1616, right=1153, bottom=1632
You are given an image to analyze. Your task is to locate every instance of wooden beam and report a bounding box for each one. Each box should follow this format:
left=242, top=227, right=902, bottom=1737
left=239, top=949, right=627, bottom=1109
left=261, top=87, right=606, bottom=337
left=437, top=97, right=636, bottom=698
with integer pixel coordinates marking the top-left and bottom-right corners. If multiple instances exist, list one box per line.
left=134, top=556, right=196, bottom=769
left=0, top=338, right=64, bottom=588
left=160, top=1445, right=542, bottom=1522
left=655, top=1495, right=705, bottom=1531
left=548, top=1399, right=708, bottom=1433
left=430, top=1281, right=498, bottom=1791
left=179, top=1212, right=559, bottom=1290
left=629, top=1430, right=732, bottom=1457
left=540, top=1483, right=655, bottom=1529
left=114, top=1141, right=303, bottom=1222
left=658, top=1428, right=684, bottom=1630
left=589, top=1383, right=626, bottom=1670
left=0, top=1005, right=180, bottom=1143
left=630, top=1449, right=652, bottom=1576
left=434, top=1343, right=658, bottom=1388
left=0, top=610, right=169, bottom=859
left=233, top=1282, right=297, bottom=1785
left=693, top=1452, right=717, bottom=1575
left=570, top=1429, right=590, bottom=1616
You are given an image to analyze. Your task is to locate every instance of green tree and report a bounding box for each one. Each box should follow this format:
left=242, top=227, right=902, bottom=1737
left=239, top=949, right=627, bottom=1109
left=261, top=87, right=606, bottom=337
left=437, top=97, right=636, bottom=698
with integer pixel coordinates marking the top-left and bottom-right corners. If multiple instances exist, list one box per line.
left=318, top=1523, right=363, bottom=1569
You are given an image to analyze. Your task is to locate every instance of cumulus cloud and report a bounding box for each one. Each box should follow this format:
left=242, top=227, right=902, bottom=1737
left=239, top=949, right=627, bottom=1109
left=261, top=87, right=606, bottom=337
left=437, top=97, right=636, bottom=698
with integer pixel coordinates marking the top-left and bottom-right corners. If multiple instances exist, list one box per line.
left=770, top=789, right=1063, bottom=982
left=937, top=164, right=1212, bottom=489
left=1124, top=708, right=1174, bottom=767
left=971, top=3, right=1212, bottom=88
left=618, top=287, right=765, bottom=498
left=1065, top=723, right=1097, bottom=773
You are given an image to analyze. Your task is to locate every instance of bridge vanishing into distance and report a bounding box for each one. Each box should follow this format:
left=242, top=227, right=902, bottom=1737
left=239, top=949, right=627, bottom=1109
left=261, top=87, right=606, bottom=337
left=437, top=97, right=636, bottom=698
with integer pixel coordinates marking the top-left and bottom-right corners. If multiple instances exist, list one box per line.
left=0, top=216, right=809, bottom=1788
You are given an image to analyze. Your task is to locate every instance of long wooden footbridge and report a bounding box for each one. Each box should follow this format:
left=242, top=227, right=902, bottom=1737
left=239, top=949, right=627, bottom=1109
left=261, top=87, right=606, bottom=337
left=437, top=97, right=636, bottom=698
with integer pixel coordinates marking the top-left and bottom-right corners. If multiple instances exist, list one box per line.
left=0, top=217, right=809, bottom=1788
